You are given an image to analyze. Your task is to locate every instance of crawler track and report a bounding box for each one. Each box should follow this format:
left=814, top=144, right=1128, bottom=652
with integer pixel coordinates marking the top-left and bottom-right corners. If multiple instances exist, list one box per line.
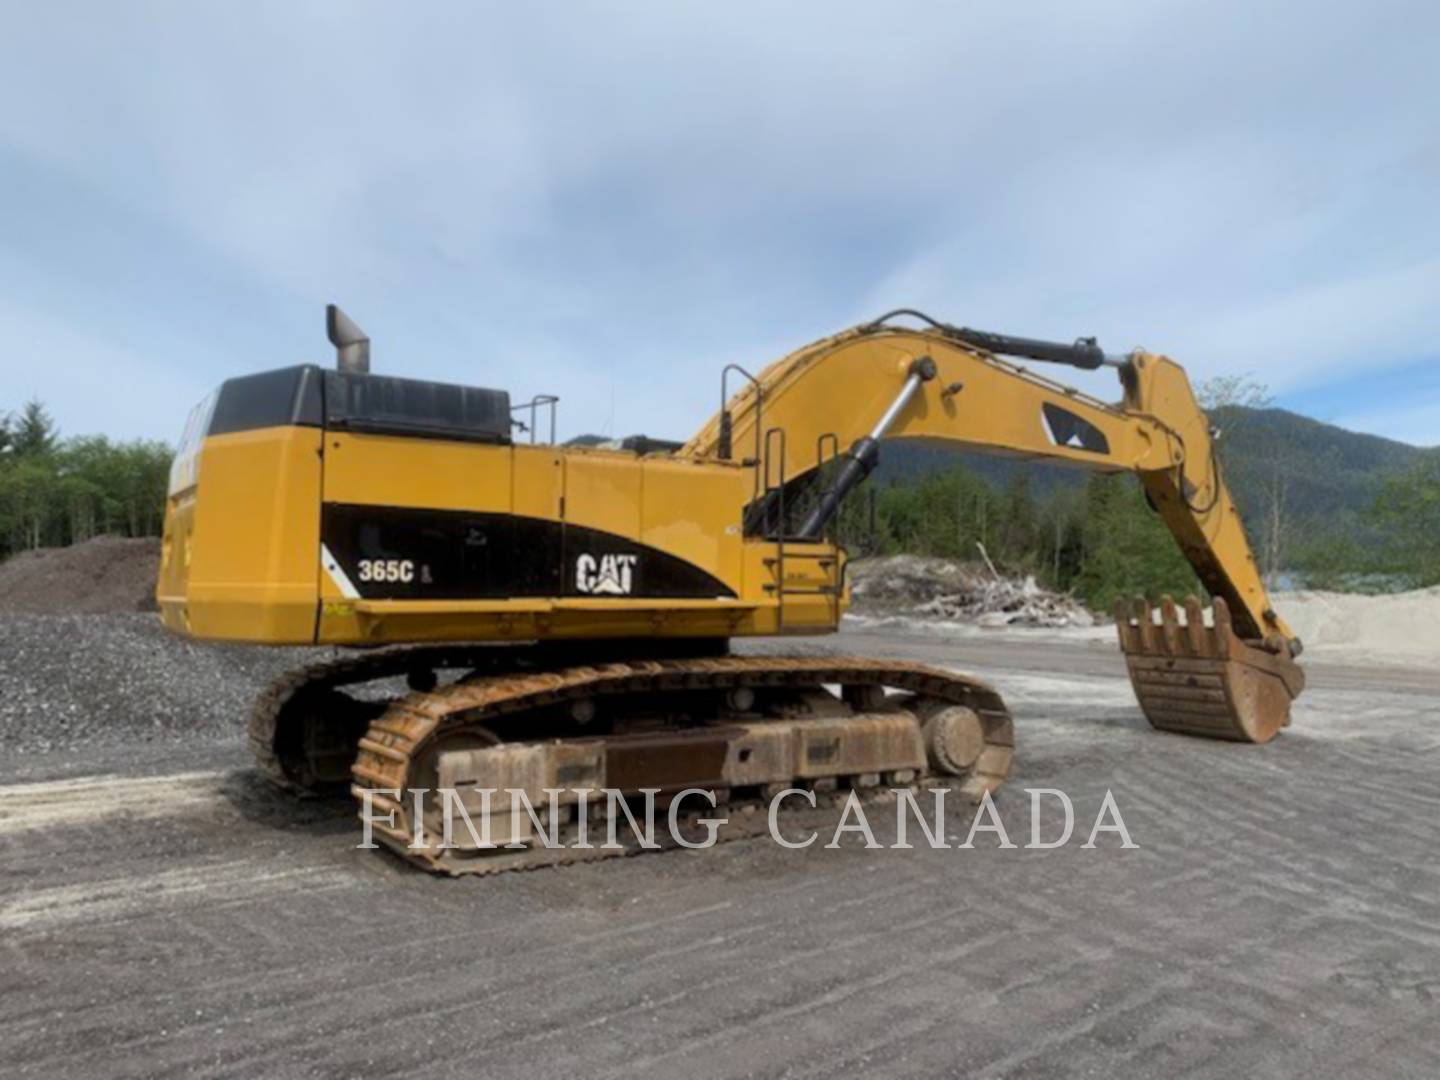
left=248, top=645, right=512, bottom=791
left=348, top=655, right=1014, bottom=875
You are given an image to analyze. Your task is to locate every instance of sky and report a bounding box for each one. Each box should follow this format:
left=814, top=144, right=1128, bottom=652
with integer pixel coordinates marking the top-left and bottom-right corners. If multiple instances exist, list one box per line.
left=1, top=2, right=1437, bottom=448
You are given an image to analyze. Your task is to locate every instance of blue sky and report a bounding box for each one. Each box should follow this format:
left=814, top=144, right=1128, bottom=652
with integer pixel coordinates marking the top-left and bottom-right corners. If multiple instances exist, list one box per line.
left=1, top=2, right=1437, bottom=447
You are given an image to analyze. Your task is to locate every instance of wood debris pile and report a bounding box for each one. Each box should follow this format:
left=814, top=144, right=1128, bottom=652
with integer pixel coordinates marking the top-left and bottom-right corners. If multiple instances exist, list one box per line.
left=848, top=555, right=1096, bottom=628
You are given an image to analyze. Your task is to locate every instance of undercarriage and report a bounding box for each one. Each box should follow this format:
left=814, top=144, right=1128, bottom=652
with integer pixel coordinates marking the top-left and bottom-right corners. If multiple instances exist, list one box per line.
left=249, top=647, right=1014, bottom=875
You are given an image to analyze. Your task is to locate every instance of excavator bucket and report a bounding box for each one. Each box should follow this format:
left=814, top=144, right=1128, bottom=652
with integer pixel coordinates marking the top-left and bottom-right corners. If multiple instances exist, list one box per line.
left=1115, top=595, right=1305, bottom=743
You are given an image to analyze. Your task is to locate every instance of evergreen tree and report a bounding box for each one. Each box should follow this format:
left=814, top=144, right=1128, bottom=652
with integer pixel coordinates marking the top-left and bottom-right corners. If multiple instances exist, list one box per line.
left=12, top=399, right=58, bottom=458
left=1069, top=476, right=1199, bottom=612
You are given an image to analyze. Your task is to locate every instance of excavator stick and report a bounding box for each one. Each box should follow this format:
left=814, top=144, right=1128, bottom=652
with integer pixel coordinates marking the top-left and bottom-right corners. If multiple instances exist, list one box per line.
left=1115, top=596, right=1305, bottom=744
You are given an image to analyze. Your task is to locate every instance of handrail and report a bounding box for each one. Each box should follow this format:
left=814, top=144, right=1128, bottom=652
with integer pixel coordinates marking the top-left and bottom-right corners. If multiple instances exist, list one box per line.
left=720, top=364, right=763, bottom=497
left=510, top=395, right=560, bottom=445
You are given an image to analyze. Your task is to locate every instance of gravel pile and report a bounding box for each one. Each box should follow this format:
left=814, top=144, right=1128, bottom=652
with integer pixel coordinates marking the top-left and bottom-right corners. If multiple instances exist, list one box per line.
left=0, top=614, right=333, bottom=753
left=0, top=537, right=161, bottom=614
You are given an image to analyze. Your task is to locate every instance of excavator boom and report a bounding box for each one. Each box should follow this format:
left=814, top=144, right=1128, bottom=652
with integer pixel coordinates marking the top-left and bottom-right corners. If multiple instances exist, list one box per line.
left=683, top=310, right=1304, bottom=742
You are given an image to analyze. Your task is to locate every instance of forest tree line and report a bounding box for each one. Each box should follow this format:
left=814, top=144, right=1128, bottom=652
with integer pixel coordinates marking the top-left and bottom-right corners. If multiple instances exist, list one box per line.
left=0, top=400, right=171, bottom=556
left=835, top=463, right=1437, bottom=616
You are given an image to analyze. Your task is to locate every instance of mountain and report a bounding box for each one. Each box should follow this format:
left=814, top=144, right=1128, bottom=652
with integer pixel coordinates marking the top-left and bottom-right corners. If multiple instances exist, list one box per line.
left=1205, top=406, right=1426, bottom=529
left=873, top=406, right=1431, bottom=539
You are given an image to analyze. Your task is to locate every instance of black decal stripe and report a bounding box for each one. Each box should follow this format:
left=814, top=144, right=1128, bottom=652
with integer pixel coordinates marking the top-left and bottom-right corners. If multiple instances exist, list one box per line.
left=321, top=503, right=737, bottom=601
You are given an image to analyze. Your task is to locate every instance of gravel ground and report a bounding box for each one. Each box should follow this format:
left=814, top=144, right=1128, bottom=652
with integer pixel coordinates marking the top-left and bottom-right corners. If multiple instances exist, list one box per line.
left=0, top=614, right=331, bottom=754
left=0, top=614, right=845, bottom=761
left=2, top=616, right=1438, bottom=1079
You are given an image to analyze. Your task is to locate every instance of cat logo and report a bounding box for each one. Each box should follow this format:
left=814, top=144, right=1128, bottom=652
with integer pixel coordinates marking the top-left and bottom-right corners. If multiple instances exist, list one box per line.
left=575, top=553, right=638, bottom=595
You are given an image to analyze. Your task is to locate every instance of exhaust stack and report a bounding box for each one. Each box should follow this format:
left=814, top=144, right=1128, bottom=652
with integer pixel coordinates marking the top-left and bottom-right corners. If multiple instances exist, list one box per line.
left=327, top=304, right=370, bottom=374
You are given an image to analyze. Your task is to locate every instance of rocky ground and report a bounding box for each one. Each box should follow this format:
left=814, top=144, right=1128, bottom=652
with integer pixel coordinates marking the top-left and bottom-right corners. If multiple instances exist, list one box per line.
left=1, top=609, right=1438, bottom=1079
left=0, top=614, right=332, bottom=756
left=2, top=542, right=1438, bottom=1077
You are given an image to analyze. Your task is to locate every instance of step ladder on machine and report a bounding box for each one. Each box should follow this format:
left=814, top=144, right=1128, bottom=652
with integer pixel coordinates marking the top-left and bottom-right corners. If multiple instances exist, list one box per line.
left=760, top=428, right=841, bottom=632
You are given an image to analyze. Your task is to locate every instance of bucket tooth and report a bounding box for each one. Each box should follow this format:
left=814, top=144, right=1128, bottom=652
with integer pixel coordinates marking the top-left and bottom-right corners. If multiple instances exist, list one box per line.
left=1211, top=595, right=1234, bottom=659
left=1133, top=595, right=1156, bottom=652
left=1158, top=595, right=1183, bottom=656
left=1183, top=596, right=1207, bottom=656
left=1115, top=594, right=1304, bottom=745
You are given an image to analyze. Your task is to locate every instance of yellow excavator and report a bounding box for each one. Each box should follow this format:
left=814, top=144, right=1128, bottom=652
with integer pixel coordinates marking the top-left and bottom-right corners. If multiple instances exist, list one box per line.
left=157, top=306, right=1304, bottom=873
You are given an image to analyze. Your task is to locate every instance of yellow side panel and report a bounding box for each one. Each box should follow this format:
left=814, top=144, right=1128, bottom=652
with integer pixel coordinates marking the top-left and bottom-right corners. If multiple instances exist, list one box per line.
left=563, top=450, right=641, bottom=537
left=512, top=444, right=563, bottom=521
left=322, top=432, right=513, bottom=511
left=171, top=426, right=322, bottom=643
left=640, top=458, right=747, bottom=597
left=156, top=490, right=196, bottom=632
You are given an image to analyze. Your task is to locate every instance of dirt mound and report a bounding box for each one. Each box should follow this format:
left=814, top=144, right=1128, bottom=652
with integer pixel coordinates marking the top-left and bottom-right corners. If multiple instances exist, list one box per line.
left=0, top=537, right=161, bottom=615
left=848, top=555, right=1096, bottom=628
left=1273, top=587, right=1440, bottom=664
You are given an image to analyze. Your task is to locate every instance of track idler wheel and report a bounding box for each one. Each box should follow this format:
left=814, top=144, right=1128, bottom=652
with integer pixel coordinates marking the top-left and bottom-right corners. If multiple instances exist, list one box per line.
left=1115, top=595, right=1305, bottom=743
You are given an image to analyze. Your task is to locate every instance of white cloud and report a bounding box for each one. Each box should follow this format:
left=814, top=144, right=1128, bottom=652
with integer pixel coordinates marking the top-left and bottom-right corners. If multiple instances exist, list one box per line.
left=0, top=1, right=1436, bottom=443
